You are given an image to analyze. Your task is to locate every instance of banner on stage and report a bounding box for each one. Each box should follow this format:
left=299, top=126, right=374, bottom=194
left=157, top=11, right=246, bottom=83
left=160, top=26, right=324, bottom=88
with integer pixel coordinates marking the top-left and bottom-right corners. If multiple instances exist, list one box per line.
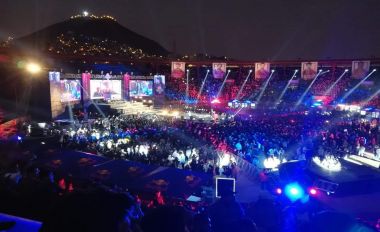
left=301, top=62, right=318, bottom=80
left=255, top=63, right=270, bottom=79
left=123, top=73, right=131, bottom=99
left=352, top=61, right=370, bottom=79
left=154, top=75, right=165, bottom=96
left=212, top=63, right=227, bottom=79
left=82, top=73, right=91, bottom=101
left=171, top=62, right=186, bottom=78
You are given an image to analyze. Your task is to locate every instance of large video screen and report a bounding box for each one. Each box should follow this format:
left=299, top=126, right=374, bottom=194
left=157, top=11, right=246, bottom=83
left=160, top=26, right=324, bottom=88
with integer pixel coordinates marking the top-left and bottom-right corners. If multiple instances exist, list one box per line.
left=60, top=80, right=81, bottom=102
left=129, top=80, right=153, bottom=97
left=90, top=80, right=122, bottom=100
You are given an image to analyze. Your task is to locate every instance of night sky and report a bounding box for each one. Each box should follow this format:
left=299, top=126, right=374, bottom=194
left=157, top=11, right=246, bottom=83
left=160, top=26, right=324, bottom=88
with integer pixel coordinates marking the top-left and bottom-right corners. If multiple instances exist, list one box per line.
left=1, top=0, right=380, bottom=60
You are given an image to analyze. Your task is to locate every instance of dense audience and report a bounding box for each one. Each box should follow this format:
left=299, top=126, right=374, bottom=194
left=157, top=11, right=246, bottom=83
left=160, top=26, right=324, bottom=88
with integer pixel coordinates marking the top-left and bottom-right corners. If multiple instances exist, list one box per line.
left=41, top=109, right=380, bottom=178
left=1, top=108, right=379, bottom=231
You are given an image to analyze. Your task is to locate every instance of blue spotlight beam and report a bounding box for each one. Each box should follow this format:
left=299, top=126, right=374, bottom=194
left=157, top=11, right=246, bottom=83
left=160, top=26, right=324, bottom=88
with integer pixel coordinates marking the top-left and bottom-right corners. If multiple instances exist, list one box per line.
left=294, top=70, right=324, bottom=108
left=255, top=70, right=275, bottom=105
left=216, top=70, right=231, bottom=99
left=77, top=81, right=106, bottom=118
left=233, top=106, right=244, bottom=117
left=236, top=70, right=252, bottom=100
left=340, top=69, right=376, bottom=102
left=362, top=84, right=380, bottom=106
left=322, top=70, right=348, bottom=96
left=196, top=70, right=210, bottom=102
left=275, top=69, right=298, bottom=106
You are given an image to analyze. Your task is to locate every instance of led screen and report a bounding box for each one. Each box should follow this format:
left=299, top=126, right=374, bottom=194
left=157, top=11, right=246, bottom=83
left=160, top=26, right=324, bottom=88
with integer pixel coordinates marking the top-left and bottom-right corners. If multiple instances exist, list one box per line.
left=60, top=80, right=81, bottom=102
left=129, top=80, right=153, bottom=97
left=90, top=80, right=122, bottom=100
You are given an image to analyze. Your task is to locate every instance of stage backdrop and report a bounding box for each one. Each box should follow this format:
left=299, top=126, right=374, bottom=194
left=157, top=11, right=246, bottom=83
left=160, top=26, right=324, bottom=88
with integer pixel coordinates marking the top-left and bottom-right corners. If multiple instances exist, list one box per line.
left=301, top=62, right=318, bottom=80
left=352, top=61, right=370, bottom=79
left=255, top=63, right=270, bottom=79
left=171, top=62, right=186, bottom=78
left=212, top=63, right=227, bottom=79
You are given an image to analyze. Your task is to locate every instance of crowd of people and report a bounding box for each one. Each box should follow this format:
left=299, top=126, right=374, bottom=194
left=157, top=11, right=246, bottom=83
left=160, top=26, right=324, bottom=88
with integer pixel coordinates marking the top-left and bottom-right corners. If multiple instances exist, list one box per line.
left=30, top=107, right=380, bottom=179
left=1, top=107, right=380, bottom=231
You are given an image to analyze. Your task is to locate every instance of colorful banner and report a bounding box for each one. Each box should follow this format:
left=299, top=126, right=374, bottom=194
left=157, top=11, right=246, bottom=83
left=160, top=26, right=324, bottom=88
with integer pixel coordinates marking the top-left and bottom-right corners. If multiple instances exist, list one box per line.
left=212, top=63, right=227, bottom=79
left=301, top=62, right=318, bottom=80
left=154, top=75, right=165, bottom=96
left=352, top=61, right=370, bottom=79
left=171, top=62, right=186, bottom=78
left=123, top=73, right=131, bottom=100
left=255, top=63, right=270, bottom=79
left=82, top=73, right=91, bottom=101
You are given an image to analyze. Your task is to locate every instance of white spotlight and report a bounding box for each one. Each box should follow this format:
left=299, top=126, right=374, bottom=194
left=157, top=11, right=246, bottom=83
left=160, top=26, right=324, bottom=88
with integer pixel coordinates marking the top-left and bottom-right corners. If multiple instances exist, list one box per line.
left=373, top=69, right=377, bottom=72
left=26, top=62, right=42, bottom=74
left=271, top=69, right=275, bottom=72
left=319, top=69, right=323, bottom=72
left=249, top=69, right=252, bottom=72
left=228, top=69, right=231, bottom=72
left=186, top=69, right=189, bottom=72
left=295, top=69, right=299, bottom=73
left=345, top=69, right=349, bottom=72
left=83, top=11, right=89, bottom=16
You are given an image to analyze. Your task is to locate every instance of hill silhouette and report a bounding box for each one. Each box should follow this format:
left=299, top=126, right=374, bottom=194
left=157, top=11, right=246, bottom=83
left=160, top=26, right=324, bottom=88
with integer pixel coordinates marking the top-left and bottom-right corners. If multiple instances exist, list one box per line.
left=13, top=16, right=169, bottom=58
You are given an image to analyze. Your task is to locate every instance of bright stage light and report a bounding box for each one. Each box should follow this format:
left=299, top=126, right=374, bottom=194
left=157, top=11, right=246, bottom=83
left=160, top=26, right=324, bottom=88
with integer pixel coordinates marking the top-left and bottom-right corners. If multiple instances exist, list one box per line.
left=295, top=69, right=299, bottom=73
left=345, top=69, right=349, bottom=72
left=309, top=188, right=317, bottom=196
left=172, top=111, right=179, bottom=117
left=290, top=187, right=299, bottom=195
left=374, top=69, right=377, bottom=72
left=26, top=62, right=42, bottom=74
left=275, top=188, right=282, bottom=195
left=319, top=69, right=323, bottom=72
left=271, top=69, right=275, bottom=72
left=263, top=156, right=281, bottom=169
left=228, top=69, right=231, bottom=72
left=284, top=183, right=305, bottom=202
left=83, top=11, right=89, bottom=16
left=211, top=98, right=221, bottom=104
left=312, top=156, right=341, bottom=172
left=249, top=69, right=252, bottom=72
